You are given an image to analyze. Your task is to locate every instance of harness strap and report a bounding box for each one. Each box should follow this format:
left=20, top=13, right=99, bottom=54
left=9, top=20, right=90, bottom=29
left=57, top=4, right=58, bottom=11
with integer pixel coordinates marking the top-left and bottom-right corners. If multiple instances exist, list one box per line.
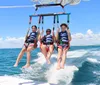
left=67, top=14, right=70, bottom=24
left=43, top=42, right=53, bottom=45
left=57, top=15, right=59, bottom=28
left=42, top=16, right=44, bottom=30
left=57, top=15, right=59, bottom=23
left=29, top=16, right=32, bottom=25
left=38, top=16, right=42, bottom=29
left=53, top=15, right=56, bottom=30
left=41, top=35, right=54, bottom=45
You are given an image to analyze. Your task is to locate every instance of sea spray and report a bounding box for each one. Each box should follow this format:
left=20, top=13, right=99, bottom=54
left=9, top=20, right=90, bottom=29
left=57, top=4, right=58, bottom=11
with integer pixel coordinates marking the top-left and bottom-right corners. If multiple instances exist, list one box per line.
left=45, top=63, right=78, bottom=85
left=37, top=52, right=79, bottom=84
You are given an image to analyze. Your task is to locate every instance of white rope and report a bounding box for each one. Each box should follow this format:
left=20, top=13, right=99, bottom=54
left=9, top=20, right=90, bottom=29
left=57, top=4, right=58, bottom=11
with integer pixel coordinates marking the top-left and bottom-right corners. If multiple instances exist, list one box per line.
left=0, top=5, right=35, bottom=9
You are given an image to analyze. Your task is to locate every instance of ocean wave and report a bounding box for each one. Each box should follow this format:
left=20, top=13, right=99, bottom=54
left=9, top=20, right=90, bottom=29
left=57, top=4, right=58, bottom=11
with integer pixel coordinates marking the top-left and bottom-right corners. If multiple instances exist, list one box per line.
left=87, top=58, right=100, bottom=63
left=20, top=49, right=88, bottom=85
left=1, top=47, right=100, bottom=85
left=72, top=57, right=100, bottom=85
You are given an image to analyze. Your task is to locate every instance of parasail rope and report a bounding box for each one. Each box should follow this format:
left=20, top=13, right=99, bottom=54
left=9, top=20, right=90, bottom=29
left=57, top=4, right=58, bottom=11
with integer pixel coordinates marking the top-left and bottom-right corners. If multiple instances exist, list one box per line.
left=42, top=16, right=44, bottom=30
left=38, top=16, right=42, bottom=29
left=0, top=5, right=35, bottom=9
left=53, top=15, right=56, bottom=31
left=67, top=14, right=70, bottom=24
left=57, top=15, right=59, bottom=28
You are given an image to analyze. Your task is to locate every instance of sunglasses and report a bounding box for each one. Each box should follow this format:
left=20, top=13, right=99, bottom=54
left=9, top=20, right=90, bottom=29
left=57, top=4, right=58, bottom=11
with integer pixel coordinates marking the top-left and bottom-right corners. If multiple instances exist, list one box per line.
left=32, top=28, right=36, bottom=29
left=46, top=31, right=51, bottom=33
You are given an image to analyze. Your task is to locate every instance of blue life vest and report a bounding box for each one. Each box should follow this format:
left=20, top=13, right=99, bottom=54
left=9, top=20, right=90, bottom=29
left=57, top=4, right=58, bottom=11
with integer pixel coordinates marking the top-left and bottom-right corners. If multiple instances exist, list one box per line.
left=26, top=32, right=37, bottom=43
left=58, top=31, right=68, bottom=44
left=42, top=34, right=54, bottom=45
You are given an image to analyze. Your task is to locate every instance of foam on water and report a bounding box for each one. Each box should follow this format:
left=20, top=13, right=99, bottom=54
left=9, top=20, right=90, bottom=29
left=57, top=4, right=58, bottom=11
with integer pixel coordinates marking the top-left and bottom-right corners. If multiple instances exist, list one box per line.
left=87, top=58, right=99, bottom=63
left=34, top=49, right=88, bottom=84
left=0, top=76, right=54, bottom=85
left=93, top=71, right=100, bottom=76
left=87, top=50, right=100, bottom=63
left=0, top=49, right=91, bottom=85
left=0, top=76, right=33, bottom=85
left=36, top=49, right=88, bottom=65
left=88, top=84, right=96, bottom=85
left=45, top=64, right=78, bottom=84
left=67, top=50, right=88, bottom=58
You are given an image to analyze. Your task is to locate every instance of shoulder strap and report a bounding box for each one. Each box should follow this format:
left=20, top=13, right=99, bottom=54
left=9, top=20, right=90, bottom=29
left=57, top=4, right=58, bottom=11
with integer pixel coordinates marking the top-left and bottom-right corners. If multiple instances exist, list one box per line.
left=29, top=32, right=32, bottom=37
left=58, top=32, right=61, bottom=39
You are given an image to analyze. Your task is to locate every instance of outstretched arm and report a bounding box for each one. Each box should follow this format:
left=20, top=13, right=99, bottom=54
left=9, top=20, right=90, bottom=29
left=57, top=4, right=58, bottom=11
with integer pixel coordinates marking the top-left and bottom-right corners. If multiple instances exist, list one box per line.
left=37, top=29, right=40, bottom=40
left=68, top=29, right=72, bottom=42
left=55, top=28, right=60, bottom=41
left=38, top=29, right=44, bottom=41
left=52, top=30, right=56, bottom=42
left=66, top=29, right=72, bottom=42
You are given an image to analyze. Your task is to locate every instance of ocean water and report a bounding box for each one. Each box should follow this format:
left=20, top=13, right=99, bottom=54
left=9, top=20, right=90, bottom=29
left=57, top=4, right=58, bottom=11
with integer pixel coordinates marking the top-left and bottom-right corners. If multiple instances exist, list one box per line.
left=0, top=45, right=100, bottom=85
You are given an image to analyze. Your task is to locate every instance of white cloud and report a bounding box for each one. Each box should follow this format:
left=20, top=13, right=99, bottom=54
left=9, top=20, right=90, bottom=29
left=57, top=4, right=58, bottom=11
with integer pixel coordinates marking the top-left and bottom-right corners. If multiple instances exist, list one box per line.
left=0, top=37, right=3, bottom=41
left=71, top=29, right=100, bottom=46
left=0, top=29, right=100, bottom=48
left=87, top=29, right=93, bottom=35
left=0, top=37, right=24, bottom=48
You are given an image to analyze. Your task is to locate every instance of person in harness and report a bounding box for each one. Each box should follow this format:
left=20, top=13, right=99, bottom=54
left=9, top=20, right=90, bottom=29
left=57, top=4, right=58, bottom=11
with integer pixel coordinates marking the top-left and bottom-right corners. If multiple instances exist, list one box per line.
left=56, top=23, right=71, bottom=70
left=14, top=25, right=40, bottom=68
left=40, top=29, right=55, bottom=64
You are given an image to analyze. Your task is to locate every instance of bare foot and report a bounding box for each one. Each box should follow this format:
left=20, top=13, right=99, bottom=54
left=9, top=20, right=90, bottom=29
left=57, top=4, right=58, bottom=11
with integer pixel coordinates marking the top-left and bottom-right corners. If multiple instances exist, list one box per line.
left=56, top=65, right=61, bottom=70
left=14, top=63, right=18, bottom=67
left=61, top=66, right=64, bottom=69
left=61, top=64, right=65, bottom=69
left=47, top=59, right=51, bottom=64
left=22, top=64, right=30, bottom=68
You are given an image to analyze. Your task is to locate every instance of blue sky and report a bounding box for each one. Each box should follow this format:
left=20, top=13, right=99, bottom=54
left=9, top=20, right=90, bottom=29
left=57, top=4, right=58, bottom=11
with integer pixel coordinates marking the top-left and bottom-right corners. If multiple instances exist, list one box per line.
left=0, top=0, right=100, bottom=38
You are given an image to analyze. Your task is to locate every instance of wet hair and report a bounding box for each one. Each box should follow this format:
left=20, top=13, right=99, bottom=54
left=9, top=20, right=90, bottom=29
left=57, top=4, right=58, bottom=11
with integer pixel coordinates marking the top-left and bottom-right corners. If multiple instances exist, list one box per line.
left=31, top=25, right=37, bottom=30
left=46, top=29, right=51, bottom=33
left=60, top=23, right=69, bottom=29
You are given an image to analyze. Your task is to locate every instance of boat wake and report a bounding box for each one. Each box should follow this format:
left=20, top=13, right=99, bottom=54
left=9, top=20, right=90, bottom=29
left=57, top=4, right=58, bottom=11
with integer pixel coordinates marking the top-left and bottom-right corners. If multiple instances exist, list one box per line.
left=1, top=48, right=100, bottom=85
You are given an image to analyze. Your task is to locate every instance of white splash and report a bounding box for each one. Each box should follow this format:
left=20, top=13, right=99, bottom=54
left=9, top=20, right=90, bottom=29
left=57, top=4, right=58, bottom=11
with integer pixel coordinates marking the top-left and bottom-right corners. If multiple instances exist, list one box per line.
left=0, top=76, right=33, bottom=85
left=35, top=49, right=87, bottom=84
left=45, top=64, right=78, bottom=84
left=87, top=58, right=100, bottom=63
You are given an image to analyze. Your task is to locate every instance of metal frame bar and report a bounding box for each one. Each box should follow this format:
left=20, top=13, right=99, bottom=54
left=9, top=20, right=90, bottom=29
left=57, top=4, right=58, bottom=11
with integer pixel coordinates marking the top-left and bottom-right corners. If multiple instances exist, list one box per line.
left=30, top=13, right=71, bottom=17
left=35, top=3, right=64, bottom=9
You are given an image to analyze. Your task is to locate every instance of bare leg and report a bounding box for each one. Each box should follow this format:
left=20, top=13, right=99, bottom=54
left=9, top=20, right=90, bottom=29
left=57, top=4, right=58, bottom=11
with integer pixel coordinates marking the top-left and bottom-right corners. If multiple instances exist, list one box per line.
left=14, top=47, right=26, bottom=67
left=56, top=48, right=62, bottom=70
left=22, top=46, right=34, bottom=68
left=41, top=44, right=48, bottom=61
left=61, top=48, right=68, bottom=69
left=47, top=45, right=54, bottom=64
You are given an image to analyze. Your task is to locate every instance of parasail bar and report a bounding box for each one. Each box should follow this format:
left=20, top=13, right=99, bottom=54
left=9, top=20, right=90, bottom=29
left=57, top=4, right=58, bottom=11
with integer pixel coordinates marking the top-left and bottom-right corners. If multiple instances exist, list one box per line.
left=30, top=13, right=71, bottom=17
left=35, top=3, right=64, bottom=9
